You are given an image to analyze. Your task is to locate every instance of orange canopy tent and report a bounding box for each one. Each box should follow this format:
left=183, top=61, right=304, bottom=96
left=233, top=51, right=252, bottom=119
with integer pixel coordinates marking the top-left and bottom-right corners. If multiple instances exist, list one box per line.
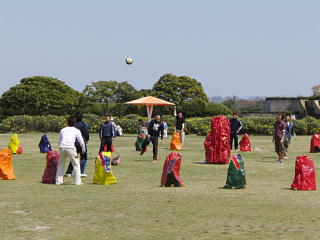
left=125, top=96, right=175, bottom=122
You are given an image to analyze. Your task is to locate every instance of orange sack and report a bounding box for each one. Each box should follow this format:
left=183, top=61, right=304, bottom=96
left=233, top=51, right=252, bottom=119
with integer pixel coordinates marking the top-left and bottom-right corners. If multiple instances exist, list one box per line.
left=0, top=149, right=16, bottom=180
left=170, top=132, right=183, bottom=151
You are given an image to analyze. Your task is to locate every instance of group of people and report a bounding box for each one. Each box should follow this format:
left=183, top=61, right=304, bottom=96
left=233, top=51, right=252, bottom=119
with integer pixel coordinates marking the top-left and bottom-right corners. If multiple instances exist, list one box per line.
left=55, top=107, right=295, bottom=185
left=139, top=106, right=185, bottom=162
left=56, top=113, right=122, bottom=185
left=228, top=112, right=296, bottom=163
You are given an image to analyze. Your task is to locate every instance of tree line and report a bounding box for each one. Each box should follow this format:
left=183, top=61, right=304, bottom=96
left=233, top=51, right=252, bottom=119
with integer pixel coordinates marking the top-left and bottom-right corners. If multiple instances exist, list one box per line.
left=0, top=74, right=232, bottom=118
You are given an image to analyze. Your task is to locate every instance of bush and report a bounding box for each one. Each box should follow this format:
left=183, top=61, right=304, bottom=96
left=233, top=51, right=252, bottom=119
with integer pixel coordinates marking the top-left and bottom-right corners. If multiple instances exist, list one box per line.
left=2, top=115, right=320, bottom=136
left=203, top=103, right=232, bottom=116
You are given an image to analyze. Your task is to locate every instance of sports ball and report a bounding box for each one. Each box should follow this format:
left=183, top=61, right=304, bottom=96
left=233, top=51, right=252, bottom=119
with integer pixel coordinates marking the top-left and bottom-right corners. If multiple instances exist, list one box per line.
left=125, top=58, right=133, bottom=65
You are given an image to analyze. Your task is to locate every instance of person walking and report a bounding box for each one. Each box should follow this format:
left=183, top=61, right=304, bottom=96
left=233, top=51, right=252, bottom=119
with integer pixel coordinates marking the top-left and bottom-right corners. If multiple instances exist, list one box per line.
left=56, top=116, right=85, bottom=185
left=229, top=113, right=242, bottom=150
left=273, top=113, right=286, bottom=163
left=140, top=114, right=164, bottom=162
left=173, top=106, right=185, bottom=145
left=65, top=112, right=90, bottom=178
left=162, top=119, right=168, bottom=138
left=284, top=115, right=296, bottom=159
left=99, top=115, right=116, bottom=153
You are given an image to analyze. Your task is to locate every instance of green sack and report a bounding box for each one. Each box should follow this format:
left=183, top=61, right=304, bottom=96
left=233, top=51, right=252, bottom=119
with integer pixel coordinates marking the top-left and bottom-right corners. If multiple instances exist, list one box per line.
left=224, top=154, right=246, bottom=189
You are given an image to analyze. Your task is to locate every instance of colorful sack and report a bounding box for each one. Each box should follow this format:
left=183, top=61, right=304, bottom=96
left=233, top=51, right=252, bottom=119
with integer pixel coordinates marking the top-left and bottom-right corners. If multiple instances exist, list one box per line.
left=111, top=155, right=121, bottom=166
left=0, top=149, right=16, bottom=180
left=310, top=134, right=320, bottom=153
left=161, top=152, right=183, bottom=187
left=240, top=134, right=252, bottom=152
left=170, top=132, right=183, bottom=151
left=8, top=134, right=20, bottom=154
left=291, top=155, right=316, bottom=191
left=42, top=151, right=59, bottom=184
left=16, top=144, right=23, bottom=154
left=204, top=116, right=230, bottom=164
left=39, top=135, right=52, bottom=153
left=224, top=154, right=246, bottom=189
left=93, top=151, right=117, bottom=185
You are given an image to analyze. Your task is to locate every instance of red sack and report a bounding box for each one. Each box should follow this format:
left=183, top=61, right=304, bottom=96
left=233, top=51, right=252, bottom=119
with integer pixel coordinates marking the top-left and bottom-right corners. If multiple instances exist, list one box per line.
left=42, top=151, right=59, bottom=184
left=310, top=134, right=320, bottom=153
left=204, top=116, right=230, bottom=164
left=240, top=134, right=252, bottom=152
left=104, top=144, right=115, bottom=152
left=204, top=132, right=214, bottom=163
left=161, top=152, right=183, bottom=187
left=16, top=144, right=23, bottom=154
left=291, top=156, right=316, bottom=191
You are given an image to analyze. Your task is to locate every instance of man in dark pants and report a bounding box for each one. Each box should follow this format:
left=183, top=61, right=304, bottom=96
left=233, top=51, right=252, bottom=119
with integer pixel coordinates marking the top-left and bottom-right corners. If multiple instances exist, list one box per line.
left=140, top=114, right=164, bottom=162
left=229, top=113, right=242, bottom=150
left=65, top=112, right=90, bottom=178
left=99, top=115, right=115, bottom=153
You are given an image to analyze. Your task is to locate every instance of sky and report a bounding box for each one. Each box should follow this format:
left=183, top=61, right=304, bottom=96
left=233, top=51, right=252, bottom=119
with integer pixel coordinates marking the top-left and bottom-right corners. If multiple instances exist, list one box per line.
left=0, top=0, right=320, bottom=98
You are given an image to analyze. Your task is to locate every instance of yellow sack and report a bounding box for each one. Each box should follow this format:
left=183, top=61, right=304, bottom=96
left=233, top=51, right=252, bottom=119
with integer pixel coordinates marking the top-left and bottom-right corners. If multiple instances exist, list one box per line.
left=8, top=134, right=20, bottom=154
left=170, top=132, right=183, bottom=151
left=93, top=151, right=117, bottom=185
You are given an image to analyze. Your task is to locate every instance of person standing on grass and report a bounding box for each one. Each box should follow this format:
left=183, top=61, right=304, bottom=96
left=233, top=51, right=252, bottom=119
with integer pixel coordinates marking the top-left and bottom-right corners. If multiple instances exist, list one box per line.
left=162, top=119, right=168, bottom=138
left=229, top=113, right=242, bottom=150
left=56, top=116, right=85, bottom=185
left=99, top=115, right=115, bottom=153
left=173, top=106, right=185, bottom=145
left=65, top=112, right=90, bottom=178
left=283, top=115, right=296, bottom=159
left=273, top=113, right=286, bottom=163
left=140, top=114, right=164, bottom=162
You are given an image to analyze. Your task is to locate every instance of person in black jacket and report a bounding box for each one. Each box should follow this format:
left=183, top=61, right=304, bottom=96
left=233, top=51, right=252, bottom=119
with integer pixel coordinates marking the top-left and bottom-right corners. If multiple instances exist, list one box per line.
left=229, top=113, right=242, bottom=150
left=99, top=115, right=116, bottom=153
left=140, top=114, right=164, bottom=162
left=65, top=112, right=90, bottom=178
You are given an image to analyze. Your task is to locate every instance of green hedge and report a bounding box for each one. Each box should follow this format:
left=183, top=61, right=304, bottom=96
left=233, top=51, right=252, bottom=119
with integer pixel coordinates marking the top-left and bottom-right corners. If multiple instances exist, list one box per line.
left=1, top=115, right=320, bottom=136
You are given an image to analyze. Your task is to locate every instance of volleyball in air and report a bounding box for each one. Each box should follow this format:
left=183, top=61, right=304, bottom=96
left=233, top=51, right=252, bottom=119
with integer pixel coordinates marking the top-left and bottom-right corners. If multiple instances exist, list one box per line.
left=125, top=57, right=133, bottom=65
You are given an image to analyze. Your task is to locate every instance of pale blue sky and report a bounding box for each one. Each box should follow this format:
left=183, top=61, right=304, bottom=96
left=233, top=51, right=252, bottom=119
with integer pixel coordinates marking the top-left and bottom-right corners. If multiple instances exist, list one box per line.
left=1, top=0, right=319, bottom=97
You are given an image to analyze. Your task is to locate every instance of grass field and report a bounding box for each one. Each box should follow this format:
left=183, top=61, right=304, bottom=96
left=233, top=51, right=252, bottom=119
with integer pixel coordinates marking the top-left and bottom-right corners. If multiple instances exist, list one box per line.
left=1, top=133, right=320, bottom=240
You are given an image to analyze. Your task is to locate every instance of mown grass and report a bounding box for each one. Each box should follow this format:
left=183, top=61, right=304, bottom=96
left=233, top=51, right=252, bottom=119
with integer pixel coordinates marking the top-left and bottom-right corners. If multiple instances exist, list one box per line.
left=1, top=133, right=320, bottom=240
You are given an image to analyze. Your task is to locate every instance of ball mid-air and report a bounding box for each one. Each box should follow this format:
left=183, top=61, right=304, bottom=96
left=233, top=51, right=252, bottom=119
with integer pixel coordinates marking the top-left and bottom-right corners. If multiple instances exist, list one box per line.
left=125, top=57, right=133, bottom=65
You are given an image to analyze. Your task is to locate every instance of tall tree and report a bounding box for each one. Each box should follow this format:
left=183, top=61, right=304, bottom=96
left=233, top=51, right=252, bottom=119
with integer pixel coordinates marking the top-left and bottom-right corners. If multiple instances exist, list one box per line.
left=83, top=81, right=138, bottom=114
left=152, top=74, right=209, bottom=116
left=0, top=76, right=85, bottom=116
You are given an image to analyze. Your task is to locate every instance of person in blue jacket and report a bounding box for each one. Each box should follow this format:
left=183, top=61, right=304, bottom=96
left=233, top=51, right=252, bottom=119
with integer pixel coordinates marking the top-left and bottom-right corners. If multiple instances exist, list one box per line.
left=99, top=115, right=116, bottom=153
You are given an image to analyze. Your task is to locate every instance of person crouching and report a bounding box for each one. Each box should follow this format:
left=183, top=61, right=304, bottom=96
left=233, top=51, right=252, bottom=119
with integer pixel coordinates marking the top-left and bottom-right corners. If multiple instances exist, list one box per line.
left=56, top=116, right=86, bottom=185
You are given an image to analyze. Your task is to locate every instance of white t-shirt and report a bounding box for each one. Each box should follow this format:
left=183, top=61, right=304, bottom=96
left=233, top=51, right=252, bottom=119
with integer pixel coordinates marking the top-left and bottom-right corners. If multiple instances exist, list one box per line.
left=59, top=126, right=85, bottom=150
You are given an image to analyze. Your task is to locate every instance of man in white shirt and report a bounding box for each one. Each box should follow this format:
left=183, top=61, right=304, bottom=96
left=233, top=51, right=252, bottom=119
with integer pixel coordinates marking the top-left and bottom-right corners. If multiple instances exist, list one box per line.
left=56, top=116, right=86, bottom=185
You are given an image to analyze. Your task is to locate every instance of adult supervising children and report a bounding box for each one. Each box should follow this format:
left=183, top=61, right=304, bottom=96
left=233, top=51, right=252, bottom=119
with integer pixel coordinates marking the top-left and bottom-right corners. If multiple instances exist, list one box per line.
left=56, top=116, right=85, bottom=185
left=99, top=115, right=116, bottom=153
left=273, top=113, right=286, bottom=163
left=173, top=106, right=185, bottom=145
left=140, top=114, right=164, bottom=162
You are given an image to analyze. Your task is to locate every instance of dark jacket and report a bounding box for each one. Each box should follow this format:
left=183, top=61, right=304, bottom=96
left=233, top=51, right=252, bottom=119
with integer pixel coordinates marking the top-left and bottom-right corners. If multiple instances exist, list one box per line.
left=99, top=122, right=115, bottom=138
left=229, top=118, right=242, bottom=135
left=76, top=121, right=89, bottom=142
left=148, top=120, right=164, bottom=139
left=285, top=122, right=295, bottom=140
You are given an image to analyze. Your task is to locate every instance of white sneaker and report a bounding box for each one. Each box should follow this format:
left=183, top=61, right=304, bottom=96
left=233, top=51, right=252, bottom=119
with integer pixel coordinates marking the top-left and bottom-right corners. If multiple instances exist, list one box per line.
left=80, top=173, right=88, bottom=178
left=64, top=174, right=72, bottom=178
left=75, top=182, right=83, bottom=186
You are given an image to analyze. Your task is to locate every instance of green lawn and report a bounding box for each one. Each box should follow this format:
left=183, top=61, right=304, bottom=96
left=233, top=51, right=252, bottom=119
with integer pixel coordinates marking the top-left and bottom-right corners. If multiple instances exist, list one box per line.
left=1, top=133, right=320, bottom=240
